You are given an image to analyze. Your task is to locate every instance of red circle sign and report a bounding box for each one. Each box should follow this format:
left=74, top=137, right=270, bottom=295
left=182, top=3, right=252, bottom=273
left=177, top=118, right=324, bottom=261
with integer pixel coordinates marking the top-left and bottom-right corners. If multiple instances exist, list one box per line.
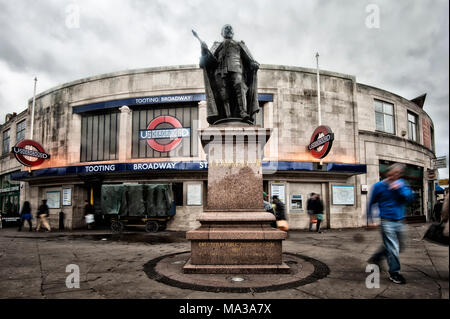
left=12, top=140, right=50, bottom=167
left=146, top=116, right=184, bottom=152
left=308, top=126, right=334, bottom=159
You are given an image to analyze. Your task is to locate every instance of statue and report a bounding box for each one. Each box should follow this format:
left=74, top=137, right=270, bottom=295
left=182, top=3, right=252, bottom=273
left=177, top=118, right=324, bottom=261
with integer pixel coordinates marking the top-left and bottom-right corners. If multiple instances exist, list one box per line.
left=193, top=25, right=260, bottom=125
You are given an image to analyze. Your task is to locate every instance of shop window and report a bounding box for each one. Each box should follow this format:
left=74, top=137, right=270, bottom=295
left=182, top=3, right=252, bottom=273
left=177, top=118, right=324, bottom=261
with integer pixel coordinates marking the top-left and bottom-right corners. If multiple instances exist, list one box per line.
left=16, top=120, right=26, bottom=142
left=374, top=100, right=394, bottom=134
left=2, top=129, right=10, bottom=155
left=80, top=112, right=120, bottom=162
left=172, top=183, right=183, bottom=206
left=407, top=111, right=418, bottom=142
left=379, top=160, right=423, bottom=217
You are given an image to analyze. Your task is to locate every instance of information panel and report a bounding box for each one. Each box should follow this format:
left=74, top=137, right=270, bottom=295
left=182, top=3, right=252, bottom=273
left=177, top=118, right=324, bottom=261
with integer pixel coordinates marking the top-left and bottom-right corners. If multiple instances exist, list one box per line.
left=187, top=183, right=202, bottom=206
left=332, top=185, right=355, bottom=205
left=271, top=183, right=286, bottom=203
left=46, top=191, right=61, bottom=209
left=62, top=188, right=72, bottom=206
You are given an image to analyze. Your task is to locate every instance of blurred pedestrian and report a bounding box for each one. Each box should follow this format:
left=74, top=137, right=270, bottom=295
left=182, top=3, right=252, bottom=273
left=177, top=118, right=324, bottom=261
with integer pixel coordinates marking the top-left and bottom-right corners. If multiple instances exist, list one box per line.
left=84, top=200, right=95, bottom=230
left=36, top=199, right=51, bottom=232
left=263, top=192, right=276, bottom=228
left=314, top=194, right=324, bottom=233
left=432, top=199, right=443, bottom=222
left=18, top=201, right=33, bottom=232
left=307, top=193, right=317, bottom=232
left=272, top=195, right=288, bottom=231
left=367, top=163, right=414, bottom=284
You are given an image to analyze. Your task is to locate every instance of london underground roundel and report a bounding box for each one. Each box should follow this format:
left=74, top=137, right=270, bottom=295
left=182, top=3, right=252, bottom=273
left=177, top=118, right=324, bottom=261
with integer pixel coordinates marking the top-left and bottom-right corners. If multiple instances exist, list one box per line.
left=139, top=116, right=191, bottom=152
left=308, top=126, right=334, bottom=159
left=12, top=140, right=50, bottom=167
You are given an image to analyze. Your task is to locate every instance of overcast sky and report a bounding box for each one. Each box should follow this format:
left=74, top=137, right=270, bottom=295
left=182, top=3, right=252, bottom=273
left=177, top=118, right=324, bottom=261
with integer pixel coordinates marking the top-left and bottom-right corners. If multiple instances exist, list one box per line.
left=0, top=0, right=448, bottom=177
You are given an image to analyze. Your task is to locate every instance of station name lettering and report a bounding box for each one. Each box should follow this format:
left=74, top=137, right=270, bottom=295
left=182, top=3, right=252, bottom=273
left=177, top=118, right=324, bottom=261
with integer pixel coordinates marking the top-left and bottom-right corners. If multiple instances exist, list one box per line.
left=84, top=165, right=116, bottom=172
left=135, top=95, right=193, bottom=105
left=139, top=128, right=190, bottom=139
left=133, top=162, right=177, bottom=170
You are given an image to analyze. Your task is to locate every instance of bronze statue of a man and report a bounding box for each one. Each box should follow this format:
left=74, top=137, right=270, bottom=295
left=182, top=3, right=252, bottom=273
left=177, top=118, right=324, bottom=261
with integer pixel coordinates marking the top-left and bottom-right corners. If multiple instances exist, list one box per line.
left=195, top=25, right=260, bottom=125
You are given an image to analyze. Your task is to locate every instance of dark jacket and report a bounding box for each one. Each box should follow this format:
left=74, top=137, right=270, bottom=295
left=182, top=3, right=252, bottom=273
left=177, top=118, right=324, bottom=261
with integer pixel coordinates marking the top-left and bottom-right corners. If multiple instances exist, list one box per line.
left=306, top=198, right=315, bottom=213
left=313, top=198, right=324, bottom=215
left=274, top=201, right=286, bottom=221
left=37, top=204, right=49, bottom=217
left=20, top=206, right=31, bottom=216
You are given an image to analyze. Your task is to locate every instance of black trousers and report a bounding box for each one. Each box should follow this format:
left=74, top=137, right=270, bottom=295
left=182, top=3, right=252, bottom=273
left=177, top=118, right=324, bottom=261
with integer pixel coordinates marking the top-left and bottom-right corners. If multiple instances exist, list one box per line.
left=18, top=219, right=32, bottom=231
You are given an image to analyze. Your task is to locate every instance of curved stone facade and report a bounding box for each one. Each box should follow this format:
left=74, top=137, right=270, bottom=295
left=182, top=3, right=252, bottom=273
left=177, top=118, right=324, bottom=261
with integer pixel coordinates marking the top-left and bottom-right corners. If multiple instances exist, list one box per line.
left=0, top=65, right=436, bottom=230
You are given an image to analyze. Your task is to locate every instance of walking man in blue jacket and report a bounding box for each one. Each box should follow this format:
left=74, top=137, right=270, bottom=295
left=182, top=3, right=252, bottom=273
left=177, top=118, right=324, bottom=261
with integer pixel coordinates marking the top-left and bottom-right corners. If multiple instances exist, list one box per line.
left=367, top=163, right=414, bottom=284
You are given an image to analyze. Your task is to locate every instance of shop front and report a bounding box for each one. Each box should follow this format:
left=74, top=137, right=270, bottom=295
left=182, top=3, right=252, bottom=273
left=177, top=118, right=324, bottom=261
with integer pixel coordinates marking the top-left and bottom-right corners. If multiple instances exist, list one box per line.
left=0, top=172, right=21, bottom=226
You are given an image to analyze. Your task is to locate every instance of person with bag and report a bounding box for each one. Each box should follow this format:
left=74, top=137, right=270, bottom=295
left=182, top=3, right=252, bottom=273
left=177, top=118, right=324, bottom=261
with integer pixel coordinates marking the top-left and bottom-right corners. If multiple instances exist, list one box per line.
left=424, top=188, right=449, bottom=246
left=307, top=193, right=317, bottom=232
left=272, top=195, right=288, bottom=231
left=314, top=194, right=324, bottom=233
left=84, top=200, right=95, bottom=230
left=36, top=199, right=51, bottom=232
left=18, top=201, right=33, bottom=232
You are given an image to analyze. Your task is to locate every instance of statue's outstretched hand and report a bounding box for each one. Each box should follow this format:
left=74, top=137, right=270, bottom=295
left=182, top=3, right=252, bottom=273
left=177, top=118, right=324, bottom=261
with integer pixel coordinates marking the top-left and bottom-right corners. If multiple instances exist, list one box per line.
left=201, top=42, right=208, bottom=53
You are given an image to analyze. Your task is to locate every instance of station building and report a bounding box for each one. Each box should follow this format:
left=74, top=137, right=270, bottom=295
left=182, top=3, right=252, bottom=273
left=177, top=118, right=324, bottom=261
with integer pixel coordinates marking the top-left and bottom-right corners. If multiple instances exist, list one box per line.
left=0, top=64, right=437, bottom=230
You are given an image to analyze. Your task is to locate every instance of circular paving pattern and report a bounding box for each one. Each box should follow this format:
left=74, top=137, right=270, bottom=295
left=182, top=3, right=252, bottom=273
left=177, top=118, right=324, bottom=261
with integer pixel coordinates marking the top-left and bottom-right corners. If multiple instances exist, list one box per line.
left=143, top=251, right=330, bottom=293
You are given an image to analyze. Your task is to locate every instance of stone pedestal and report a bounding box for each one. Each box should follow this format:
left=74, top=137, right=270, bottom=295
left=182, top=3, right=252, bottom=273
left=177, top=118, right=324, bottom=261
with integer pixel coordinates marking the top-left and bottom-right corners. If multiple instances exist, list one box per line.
left=183, top=123, right=289, bottom=274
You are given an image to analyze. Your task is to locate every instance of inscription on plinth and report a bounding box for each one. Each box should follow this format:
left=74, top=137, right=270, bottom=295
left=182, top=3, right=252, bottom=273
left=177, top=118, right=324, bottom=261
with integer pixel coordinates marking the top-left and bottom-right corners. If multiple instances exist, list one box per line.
left=191, top=241, right=283, bottom=265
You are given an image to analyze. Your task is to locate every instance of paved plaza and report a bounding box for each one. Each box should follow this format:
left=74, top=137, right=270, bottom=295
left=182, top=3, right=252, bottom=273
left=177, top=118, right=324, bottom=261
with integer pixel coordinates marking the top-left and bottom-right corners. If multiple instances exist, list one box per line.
left=0, top=223, right=448, bottom=299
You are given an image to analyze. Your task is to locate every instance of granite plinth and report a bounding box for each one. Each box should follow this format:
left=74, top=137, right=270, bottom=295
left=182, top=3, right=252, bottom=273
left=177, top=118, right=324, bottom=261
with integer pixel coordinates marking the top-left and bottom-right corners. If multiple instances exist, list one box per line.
left=183, top=125, right=287, bottom=274
left=199, top=126, right=271, bottom=211
left=190, top=240, right=283, bottom=265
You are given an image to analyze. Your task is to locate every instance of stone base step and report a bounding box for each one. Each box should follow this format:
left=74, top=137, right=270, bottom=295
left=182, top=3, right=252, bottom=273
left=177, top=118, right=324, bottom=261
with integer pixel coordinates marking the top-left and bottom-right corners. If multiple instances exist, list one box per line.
left=183, top=258, right=291, bottom=274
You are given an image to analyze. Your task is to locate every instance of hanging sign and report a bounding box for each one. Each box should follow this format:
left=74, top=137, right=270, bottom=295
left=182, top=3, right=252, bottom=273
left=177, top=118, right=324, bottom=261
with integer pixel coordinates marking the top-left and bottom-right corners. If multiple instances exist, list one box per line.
left=11, top=140, right=50, bottom=167
left=308, top=125, right=334, bottom=159
left=139, top=116, right=190, bottom=152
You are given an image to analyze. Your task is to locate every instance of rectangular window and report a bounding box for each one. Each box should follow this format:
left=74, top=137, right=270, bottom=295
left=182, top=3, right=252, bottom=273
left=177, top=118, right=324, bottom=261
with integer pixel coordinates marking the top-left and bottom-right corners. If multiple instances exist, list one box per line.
left=407, top=111, right=418, bottom=142
left=2, top=129, right=10, bottom=155
left=16, top=120, right=26, bottom=142
left=430, top=126, right=435, bottom=152
left=374, top=100, right=394, bottom=134
left=80, top=112, right=120, bottom=162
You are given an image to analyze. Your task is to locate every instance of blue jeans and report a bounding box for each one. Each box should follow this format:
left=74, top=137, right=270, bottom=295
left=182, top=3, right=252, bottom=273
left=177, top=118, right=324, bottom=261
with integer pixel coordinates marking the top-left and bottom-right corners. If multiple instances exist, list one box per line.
left=371, top=219, right=407, bottom=275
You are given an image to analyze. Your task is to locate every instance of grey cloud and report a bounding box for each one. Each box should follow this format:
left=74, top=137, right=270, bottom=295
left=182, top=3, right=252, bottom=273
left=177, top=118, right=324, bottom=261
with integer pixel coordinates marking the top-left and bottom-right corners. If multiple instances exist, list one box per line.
left=0, top=0, right=448, bottom=176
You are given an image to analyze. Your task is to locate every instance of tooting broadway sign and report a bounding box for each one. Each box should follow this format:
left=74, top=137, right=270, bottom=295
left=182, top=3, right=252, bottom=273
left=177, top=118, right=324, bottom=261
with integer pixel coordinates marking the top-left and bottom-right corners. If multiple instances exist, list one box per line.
left=308, top=125, right=334, bottom=159
left=12, top=140, right=50, bottom=167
